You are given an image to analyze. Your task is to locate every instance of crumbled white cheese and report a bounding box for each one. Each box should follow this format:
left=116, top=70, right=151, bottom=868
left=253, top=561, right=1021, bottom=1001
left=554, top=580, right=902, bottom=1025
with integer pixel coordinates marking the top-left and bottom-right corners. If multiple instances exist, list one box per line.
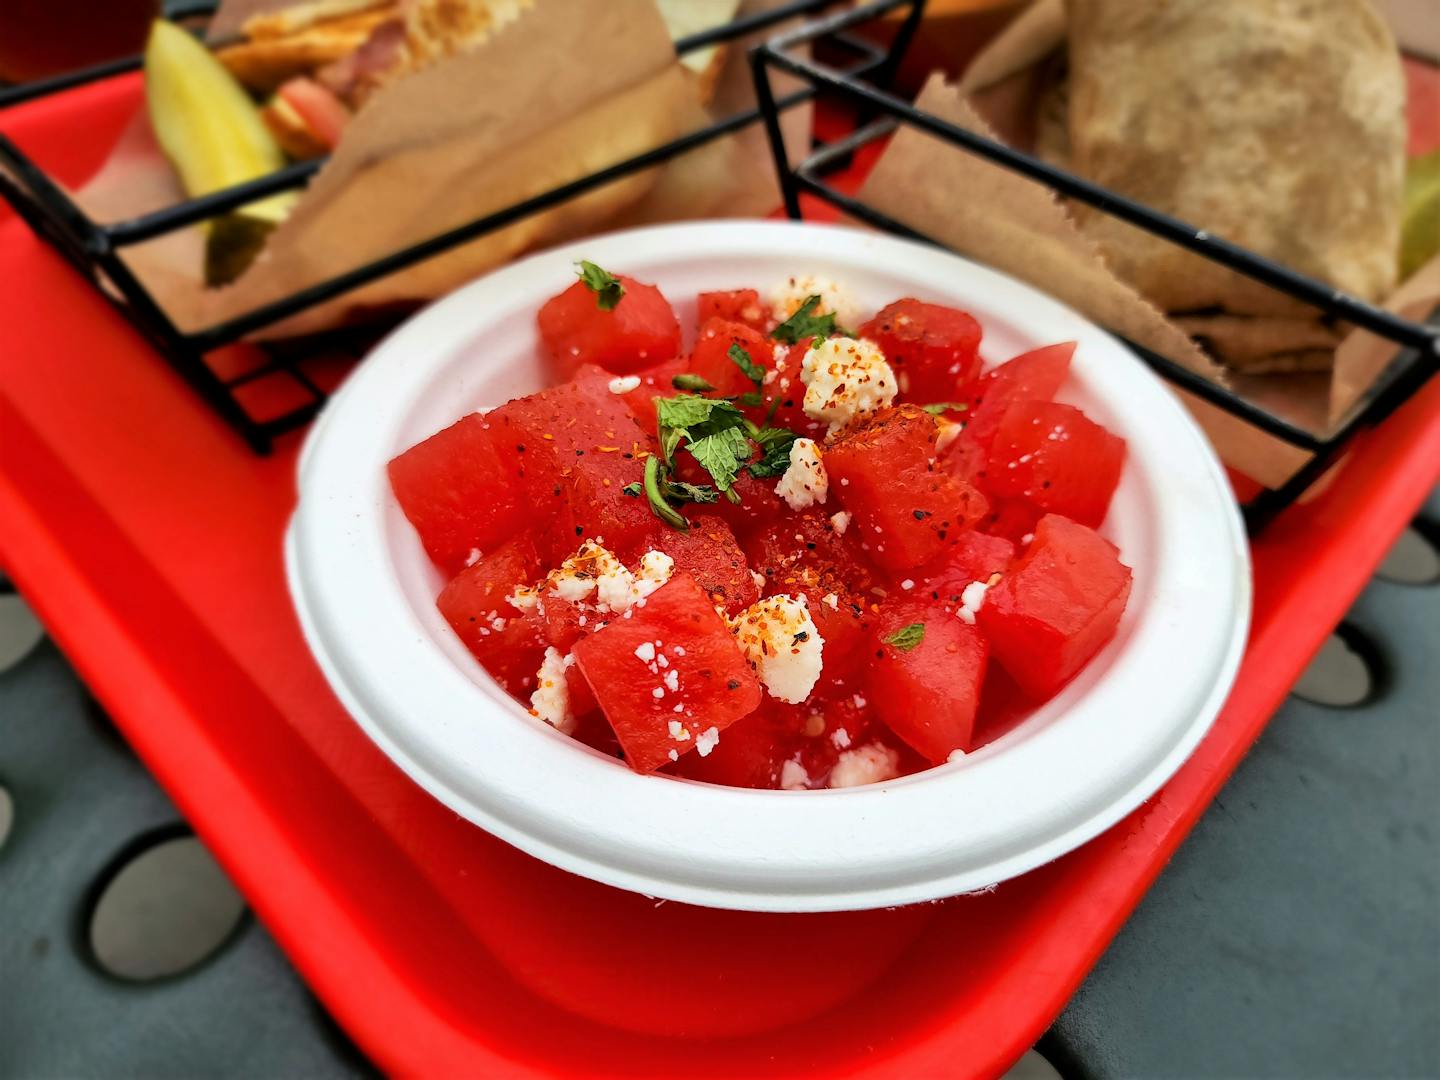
left=667, top=720, right=691, bottom=741
left=695, top=726, right=721, bottom=757
left=596, top=548, right=674, bottom=613
left=510, top=541, right=674, bottom=616
left=800, top=337, right=897, bottom=437
left=528, top=647, right=576, bottom=735
left=935, top=416, right=963, bottom=454
left=830, top=510, right=851, bottom=535
left=768, top=274, right=862, bottom=329
left=608, top=375, right=641, bottom=394
left=668, top=749, right=679, bottom=762
left=779, top=758, right=810, bottom=790
left=956, top=579, right=991, bottom=625
left=822, top=592, right=840, bottom=611
left=947, top=748, right=967, bottom=764
left=828, top=743, right=901, bottom=788
left=662, top=668, right=680, bottom=693
left=465, top=547, right=482, bottom=567
left=900, top=579, right=915, bottom=591
left=750, top=570, right=767, bottom=590
left=774, top=437, right=828, bottom=510
left=831, top=727, right=851, bottom=749
left=729, top=594, right=824, bottom=704
left=634, top=642, right=656, bottom=663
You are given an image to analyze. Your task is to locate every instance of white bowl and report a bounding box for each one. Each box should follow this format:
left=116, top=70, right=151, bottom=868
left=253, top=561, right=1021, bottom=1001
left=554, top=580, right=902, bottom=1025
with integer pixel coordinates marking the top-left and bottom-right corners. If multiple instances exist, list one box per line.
left=287, top=221, right=1250, bottom=912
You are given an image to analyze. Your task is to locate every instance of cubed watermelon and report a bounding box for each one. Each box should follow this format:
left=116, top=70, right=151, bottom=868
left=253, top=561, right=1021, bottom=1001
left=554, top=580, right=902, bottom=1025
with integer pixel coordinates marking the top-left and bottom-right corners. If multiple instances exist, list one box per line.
left=825, top=405, right=990, bottom=570
left=387, top=413, right=530, bottom=575
left=436, top=536, right=541, bottom=643
left=572, top=574, right=763, bottom=773
left=758, top=342, right=828, bottom=442
left=913, top=530, right=1015, bottom=603
left=684, top=318, right=773, bottom=398
left=986, top=401, right=1126, bottom=527
left=538, top=274, right=682, bottom=379
left=622, top=357, right=687, bottom=432
left=858, top=298, right=983, bottom=402
left=978, top=514, right=1132, bottom=700
left=643, top=513, right=759, bottom=616
left=697, top=288, right=769, bottom=332
left=964, top=341, right=1074, bottom=448
left=484, top=365, right=656, bottom=556
left=473, top=612, right=548, bottom=699
left=866, top=599, right=989, bottom=763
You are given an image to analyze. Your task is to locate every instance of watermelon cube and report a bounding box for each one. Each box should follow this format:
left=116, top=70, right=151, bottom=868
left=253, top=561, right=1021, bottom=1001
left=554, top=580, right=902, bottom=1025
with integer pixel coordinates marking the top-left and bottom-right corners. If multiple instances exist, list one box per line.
left=387, top=413, right=531, bottom=575
left=964, top=341, right=1074, bottom=448
left=978, top=514, right=1133, bottom=700
left=484, top=365, right=656, bottom=556
left=697, top=288, right=769, bottom=332
left=825, top=405, right=990, bottom=570
left=537, top=274, right=682, bottom=379
left=684, top=318, right=773, bottom=398
left=622, top=357, right=686, bottom=432
left=572, top=574, right=763, bottom=773
left=436, top=536, right=541, bottom=641
left=643, top=513, right=759, bottom=616
left=858, top=298, right=983, bottom=402
left=987, top=401, right=1126, bottom=527
left=866, top=598, right=989, bottom=763
left=913, top=530, right=1015, bottom=603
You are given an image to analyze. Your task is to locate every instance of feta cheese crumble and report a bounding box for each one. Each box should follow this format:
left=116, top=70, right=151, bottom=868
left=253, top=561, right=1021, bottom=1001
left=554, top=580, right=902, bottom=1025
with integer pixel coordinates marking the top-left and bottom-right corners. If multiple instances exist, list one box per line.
left=774, top=437, right=828, bottom=510
left=830, top=510, right=851, bottom=535
left=511, top=540, right=674, bottom=615
left=779, top=758, right=810, bottom=790
left=667, top=720, right=691, bottom=741
left=729, top=594, right=824, bottom=704
left=800, top=337, right=897, bottom=437
left=956, top=578, right=991, bottom=625
left=528, top=647, right=576, bottom=734
left=934, top=416, right=963, bottom=454
left=768, top=274, right=861, bottom=329
left=947, top=748, right=967, bottom=764
left=607, top=375, right=641, bottom=394
left=828, top=743, right=901, bottom=788
left=831, top=726, right=851, bottom=749
left=695, top=726, right=721, bottom=758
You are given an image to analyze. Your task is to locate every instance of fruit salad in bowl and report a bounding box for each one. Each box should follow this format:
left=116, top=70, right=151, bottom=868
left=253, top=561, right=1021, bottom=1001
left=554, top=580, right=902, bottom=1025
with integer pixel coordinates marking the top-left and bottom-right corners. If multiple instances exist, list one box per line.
left=287, top=222, right=1247, bottom=910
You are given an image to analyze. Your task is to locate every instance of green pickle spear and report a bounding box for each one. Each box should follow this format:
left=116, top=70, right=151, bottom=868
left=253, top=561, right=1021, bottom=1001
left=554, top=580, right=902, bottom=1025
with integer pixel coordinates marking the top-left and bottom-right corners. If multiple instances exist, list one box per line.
left=144, top=19, right=298, bottom=286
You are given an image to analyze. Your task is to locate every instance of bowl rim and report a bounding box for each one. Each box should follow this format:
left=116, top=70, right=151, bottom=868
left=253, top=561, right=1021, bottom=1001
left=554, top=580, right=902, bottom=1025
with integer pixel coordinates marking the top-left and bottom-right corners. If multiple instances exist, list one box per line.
left=287, top=220, right=1251, bottom=912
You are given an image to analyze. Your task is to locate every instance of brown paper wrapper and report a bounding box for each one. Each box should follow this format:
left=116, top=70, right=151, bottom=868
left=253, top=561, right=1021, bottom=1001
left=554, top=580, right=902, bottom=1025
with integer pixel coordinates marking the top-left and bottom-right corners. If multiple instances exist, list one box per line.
left=73, top=0, right=809, bottom=340
left=857, top=0, right=1439, bottom=489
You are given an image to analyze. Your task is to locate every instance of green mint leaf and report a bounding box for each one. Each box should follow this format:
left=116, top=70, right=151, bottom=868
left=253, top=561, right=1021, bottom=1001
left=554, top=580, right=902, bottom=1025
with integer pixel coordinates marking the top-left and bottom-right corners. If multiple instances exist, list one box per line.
left=771, top=294, right=839, bottom=345
left=746, top=427, right=799, bottom=478
left=666, top=479, right=720, bottom=504
left=921, top=402, right=969, bottom=416
left=727, top=343, right=765, bottom=387
left=736, top=391, right=764, bottom=407
left=882, top=623, right=926, bottom=651
left=655, top=393, right=739, bottom=432
left=672, top=373, right=715, bottom=392
left=686, top=425, right=752, bottom=493
left=576, top=260, right=625, bottom=311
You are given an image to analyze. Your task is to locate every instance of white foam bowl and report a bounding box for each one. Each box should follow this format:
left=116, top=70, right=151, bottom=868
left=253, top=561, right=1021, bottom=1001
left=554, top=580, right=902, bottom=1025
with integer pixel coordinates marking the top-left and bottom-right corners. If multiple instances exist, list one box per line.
left=287, top=221, right=1250, bottom=912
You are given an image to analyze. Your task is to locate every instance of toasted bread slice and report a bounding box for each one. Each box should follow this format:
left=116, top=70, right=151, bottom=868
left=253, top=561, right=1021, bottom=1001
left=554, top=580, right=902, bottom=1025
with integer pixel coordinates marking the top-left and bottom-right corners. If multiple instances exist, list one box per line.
left=244, top=0, right=395, bottom=40
left=655, top=0, right=742, bottom=105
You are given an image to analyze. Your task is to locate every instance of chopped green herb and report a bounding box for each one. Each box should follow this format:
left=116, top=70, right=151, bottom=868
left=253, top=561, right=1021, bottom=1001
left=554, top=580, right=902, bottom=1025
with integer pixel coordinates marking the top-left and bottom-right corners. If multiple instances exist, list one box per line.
left=655, top=393, right=739, bottom=432
left=667, top=479, right=720, bottom=504
left=622, top=481, right=643, bottom=497
left=771, top=294, right=841, bottom=345
left=921, top=402, right=969, bottom=416
left=746, top=426, right=800, bottom=478
left=642, top=455, right=688, bottom=530
left=737, top=390, right=764, bottom=407
left=687, top=425, right=752, bottom=493
left=727, top=343, right=766, bottom=387
left=882, top=623, right=926, bottom=651
left=576, top=260, right=625, bottom=311
left=672, top=373, right=715, bottom=392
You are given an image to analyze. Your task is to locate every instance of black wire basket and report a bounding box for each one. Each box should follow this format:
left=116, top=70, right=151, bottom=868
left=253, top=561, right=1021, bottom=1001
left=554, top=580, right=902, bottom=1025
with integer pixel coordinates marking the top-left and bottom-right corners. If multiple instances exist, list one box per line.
left=0, top=0, right=888, bottom=452
left=751, top=0, right=1440, bottom=530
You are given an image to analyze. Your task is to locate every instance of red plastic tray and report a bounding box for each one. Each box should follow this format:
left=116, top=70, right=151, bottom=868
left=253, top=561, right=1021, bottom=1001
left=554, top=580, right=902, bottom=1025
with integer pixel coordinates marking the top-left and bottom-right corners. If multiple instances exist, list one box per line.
left=4, top=77, right=1439, bottom=1079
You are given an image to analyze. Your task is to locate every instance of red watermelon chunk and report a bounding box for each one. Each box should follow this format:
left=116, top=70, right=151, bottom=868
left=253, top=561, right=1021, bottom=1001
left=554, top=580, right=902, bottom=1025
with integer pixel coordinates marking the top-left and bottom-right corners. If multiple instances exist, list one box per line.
left=643, top=513, right=759, bottom=616
left=537, top=274, right=682, bottom=379
left=387, top=412, right=530, bottom=575
left=964, top=342, right=1074, bottom=448
left=572, top=574, right=763, bottom=773
left=484, top=364, right=655, bottom=557
left=913, top=530, right=1015, bottom=603
left=866, top=598, right=989, bottom=763
left=697, top=288, right=769, bottom=332
left=986, top=400, right=1125, bottom=527
left=621, top=357, right=686, bottom=432
left=473, top=611, right=549, bottom=699
left=758, top=342, right=828, bottom=442
left=825, top=405, right=989, bottom=570
left=684, top=318, right=773, bottom=399
left=436, top=536, right=541, bottom=636
left=978, top=514, right=1132, bottom=700
left=858, top=298, right=983, bottom=402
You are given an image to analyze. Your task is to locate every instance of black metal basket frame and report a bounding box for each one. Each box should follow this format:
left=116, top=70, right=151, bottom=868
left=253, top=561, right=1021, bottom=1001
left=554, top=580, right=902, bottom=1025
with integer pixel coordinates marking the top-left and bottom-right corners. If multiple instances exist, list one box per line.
left=751, top=0, right=1440, bottom=530
left=0, top=0, right=885, bottom=452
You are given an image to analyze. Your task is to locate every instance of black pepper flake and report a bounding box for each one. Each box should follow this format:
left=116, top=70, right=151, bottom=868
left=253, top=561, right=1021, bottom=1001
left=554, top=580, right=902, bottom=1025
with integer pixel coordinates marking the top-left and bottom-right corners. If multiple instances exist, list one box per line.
left=913, top=509, right=930, bottom=520
left=575, top=449, right=585, bottom=457
left=516, top=444, right=526, bottom=453
left=805, top=542, right=816, bottom=551
left=727, top=679, right=741, bottom=690
left=552, top=486, right=562, bottom=497
left=875, top=649, right=885, bottom=659
left=793, top=631, right=809, bottom=643
left=623, top=452, right=634, bottom=460
left=574, top=526, right=584, bottom=536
